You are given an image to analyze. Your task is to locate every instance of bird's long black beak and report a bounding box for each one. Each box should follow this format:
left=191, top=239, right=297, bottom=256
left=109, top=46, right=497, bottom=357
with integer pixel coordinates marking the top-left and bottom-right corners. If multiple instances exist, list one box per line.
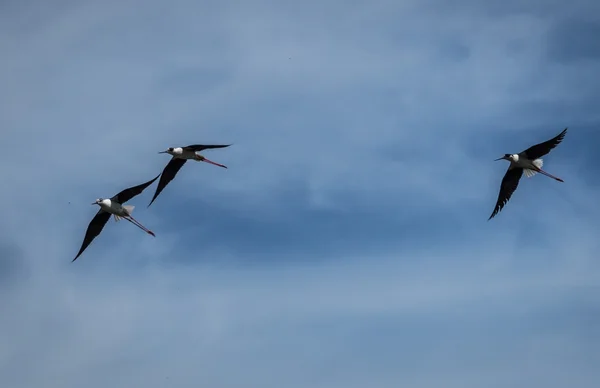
left=494, top=157, right=504, bottom=161
left=158, top=151, right=167, bottom=154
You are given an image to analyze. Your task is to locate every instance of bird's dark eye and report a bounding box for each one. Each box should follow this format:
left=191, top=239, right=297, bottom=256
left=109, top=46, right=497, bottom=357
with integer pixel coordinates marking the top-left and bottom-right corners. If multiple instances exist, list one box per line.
left=168, top=147, right=173, bottom=151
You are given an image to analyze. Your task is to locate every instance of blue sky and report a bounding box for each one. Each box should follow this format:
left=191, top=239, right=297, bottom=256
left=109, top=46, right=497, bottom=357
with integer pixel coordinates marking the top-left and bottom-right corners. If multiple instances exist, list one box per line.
left=1, top=0, right=600, bottom=387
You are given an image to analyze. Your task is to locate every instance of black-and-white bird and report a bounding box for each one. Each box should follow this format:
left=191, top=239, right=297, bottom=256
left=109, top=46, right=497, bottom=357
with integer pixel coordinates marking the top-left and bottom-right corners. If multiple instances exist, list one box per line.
left=488, top=127, right=567, bottom=220
left=148, top=144, right=230, bottom=207
left=72, top=174, right=159, bottom=262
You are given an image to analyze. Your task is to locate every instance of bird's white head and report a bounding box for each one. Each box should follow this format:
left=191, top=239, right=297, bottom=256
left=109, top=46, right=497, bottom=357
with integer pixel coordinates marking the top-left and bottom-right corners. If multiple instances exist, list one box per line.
left=91, top=198, right=110, bottom=206
left=159, top=147, right=182, bottom=156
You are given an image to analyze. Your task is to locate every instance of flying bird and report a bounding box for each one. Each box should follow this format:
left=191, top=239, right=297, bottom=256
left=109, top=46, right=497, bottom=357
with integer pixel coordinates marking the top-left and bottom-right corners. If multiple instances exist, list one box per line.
left=148, top=144, right=230, bottom=207
left=72, top=174, right=159, bottom=262
left=488, top=127, right=567, bottom=220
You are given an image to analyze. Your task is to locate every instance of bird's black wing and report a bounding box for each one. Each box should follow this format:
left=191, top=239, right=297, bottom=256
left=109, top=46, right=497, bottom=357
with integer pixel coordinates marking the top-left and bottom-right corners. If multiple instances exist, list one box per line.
left=521, top=127, right=568, bottom=160
left=183, top=144, right=231, bottom=152
left=72, top=210, right=112, bottom=262
left=148, top=158, right=187, bottom=207
left=488, top=167, right=524, bottom=220
left=111, top=173, right=161, bottom=204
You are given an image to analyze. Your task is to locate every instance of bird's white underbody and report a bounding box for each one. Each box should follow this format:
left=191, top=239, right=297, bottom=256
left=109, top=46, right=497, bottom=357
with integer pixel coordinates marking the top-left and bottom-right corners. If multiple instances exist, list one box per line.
left=166, top=147, right=197, bottom=160
left=95, top=198, right=134, bottom=216
left=512, top=156, right=544, bottom=178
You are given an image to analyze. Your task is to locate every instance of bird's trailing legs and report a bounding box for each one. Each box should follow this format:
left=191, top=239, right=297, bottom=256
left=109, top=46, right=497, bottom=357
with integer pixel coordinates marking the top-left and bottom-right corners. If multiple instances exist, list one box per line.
left=123, top=215, right=156, bottom=236
left=535, top=167, right=564, bottom=182
left=195, top=154, right=227, bottom=168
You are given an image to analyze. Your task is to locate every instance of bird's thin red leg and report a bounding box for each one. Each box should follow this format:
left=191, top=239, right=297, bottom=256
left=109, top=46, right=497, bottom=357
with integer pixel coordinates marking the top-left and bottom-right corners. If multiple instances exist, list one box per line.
left=124, top=216, right=156, bottom=237
left=196, top=154, right=227, bottom=168
left=536, top=168, right=564, bottom=182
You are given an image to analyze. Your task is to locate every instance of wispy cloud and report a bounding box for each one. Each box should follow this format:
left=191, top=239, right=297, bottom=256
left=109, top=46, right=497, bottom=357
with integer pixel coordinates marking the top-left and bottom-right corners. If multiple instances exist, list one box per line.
left=1, top=0, right=599, bottom=387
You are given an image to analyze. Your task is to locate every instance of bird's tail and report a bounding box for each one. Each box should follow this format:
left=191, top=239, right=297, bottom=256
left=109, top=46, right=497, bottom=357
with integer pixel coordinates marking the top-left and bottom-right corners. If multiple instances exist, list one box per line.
left=123, top=205, right=135, bottom=215
left=524, top=159, right=543, bottom=178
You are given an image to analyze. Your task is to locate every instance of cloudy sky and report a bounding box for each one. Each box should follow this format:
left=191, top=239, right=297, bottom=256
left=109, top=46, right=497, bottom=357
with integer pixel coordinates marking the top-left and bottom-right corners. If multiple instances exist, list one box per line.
left=1, top=0, right=600, bottom=387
